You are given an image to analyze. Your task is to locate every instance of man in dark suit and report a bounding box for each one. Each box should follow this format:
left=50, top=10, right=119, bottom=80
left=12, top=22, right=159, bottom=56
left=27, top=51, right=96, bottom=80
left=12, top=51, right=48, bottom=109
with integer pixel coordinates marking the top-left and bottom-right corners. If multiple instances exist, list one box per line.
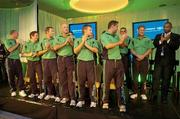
left=151, top=22, right=180, bottom=103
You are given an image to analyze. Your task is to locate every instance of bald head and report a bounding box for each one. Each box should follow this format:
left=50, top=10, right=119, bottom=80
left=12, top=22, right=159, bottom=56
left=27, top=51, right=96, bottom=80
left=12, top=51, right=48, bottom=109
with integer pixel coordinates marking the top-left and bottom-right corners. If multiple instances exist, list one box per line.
left=164, top=22, right=172, bottom=33
left=61, top=23, right=69, bottom=34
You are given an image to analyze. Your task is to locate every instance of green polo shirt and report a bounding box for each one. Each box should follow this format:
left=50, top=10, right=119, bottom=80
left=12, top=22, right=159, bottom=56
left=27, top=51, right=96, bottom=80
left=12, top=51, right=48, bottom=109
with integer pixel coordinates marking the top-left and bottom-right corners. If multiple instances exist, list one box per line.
left=55, top=35, right=73, bottom=56
left=22, top=40, right=42, bottom=61
left=4, top=39, right=20, bottom=59
left=120, top=36, right=131, bottom=54
left=74, top=37, right=98, bottom=61
left=100, top=32, right=121, bottom=60
left=128, top=36, right=154, bottom=55
left=41, top=37, right=57, bottom=59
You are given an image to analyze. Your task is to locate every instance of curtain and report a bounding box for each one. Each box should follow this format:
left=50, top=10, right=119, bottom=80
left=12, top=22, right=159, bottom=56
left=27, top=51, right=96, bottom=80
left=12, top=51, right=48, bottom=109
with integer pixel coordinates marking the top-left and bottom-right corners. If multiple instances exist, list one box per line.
left=38, top=10, right=66, bottom=40
left=0, top=0, right=37, bottom=43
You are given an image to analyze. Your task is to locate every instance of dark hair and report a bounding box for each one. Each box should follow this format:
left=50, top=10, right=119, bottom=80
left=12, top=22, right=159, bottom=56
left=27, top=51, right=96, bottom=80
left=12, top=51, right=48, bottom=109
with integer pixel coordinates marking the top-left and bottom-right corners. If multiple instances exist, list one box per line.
left=120, top=27, right=127, bottom=31
left=108, top=20, right=119, bottom=29
left=30, top=31, right=38, bottom=38
left=164, top=21, right=172, bottom=27
left=45, top=26, right=53, bottom=33
left=138, top=25, right=145, bottom=30
left=82, top=24, right=91, bottom=34
left=9, top=30, right=17, bottom=35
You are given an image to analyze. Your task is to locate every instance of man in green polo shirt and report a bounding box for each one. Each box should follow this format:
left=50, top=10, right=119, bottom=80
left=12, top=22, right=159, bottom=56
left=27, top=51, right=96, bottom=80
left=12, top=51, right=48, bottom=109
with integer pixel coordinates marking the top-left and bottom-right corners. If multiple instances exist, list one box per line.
left=4, top=30, right=27, bottom=97
left=100, top=20, right=127, bottom=112
left=129, top=25, right=154, bottom=100
left=74, top=25, right=98, bottom=108
left=21, top=31, right=44, bottom=99
left=119, top=27, right=133, bottom=94
left=40, top=27, right=58, bottom=101
left=53, top=23, right=75, bottom=105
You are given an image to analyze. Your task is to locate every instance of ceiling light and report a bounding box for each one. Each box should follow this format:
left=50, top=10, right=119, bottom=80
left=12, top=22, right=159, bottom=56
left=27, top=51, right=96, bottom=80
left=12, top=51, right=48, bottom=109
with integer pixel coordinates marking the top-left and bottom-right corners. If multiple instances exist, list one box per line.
left=70, top=0, right=128, bottom=14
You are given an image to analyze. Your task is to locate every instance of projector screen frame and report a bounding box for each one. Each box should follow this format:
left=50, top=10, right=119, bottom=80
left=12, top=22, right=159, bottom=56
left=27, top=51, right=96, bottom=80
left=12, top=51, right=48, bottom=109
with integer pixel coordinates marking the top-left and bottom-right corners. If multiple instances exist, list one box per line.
left=132, top=19, right=169, bottom=40
left=69, top=22, right=97, bottom=40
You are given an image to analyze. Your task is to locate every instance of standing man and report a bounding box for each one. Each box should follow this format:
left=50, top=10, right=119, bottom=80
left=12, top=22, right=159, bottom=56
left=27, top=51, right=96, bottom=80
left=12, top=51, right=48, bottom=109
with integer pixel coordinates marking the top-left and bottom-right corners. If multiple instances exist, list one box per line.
left=129, top=26, right=154, bottom=100
left=21, top=31, right=44, bottom=98
left=151, top=22, right=180, bottom=103
left=100, top=20, right=127, bottom=112
left=119, top=27, right=132, bottom=94
left=4, top=30, right=27, bottom=97
left=41, top=27, right=58, bottom=100
left=74, top=25, right=98, bottom=108
left=54, top=23, right=76, bottom=105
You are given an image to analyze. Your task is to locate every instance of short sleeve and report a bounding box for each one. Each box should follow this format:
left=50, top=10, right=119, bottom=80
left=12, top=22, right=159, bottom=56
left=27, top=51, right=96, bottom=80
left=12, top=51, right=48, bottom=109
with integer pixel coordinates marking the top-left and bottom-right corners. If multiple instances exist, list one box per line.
left=147, top=39, right=155, bottom=49
left=55, top=36, right=63, bottom=45
left=4, top=40, right=12, bottom=49
left=128, top=39, right=134, bottom=49
left=22, top=42, right=29, bottom=53
left=126, top=37, right=132, bottom=45
left=39, top=39, right=45, bottom=50
left=100, top=34, right=109, bottom=47
left=74, top=39, right=80, bottom=48
left=92, top=40, right=99, bottom=48
left=35, top=42, right=43, bottom=51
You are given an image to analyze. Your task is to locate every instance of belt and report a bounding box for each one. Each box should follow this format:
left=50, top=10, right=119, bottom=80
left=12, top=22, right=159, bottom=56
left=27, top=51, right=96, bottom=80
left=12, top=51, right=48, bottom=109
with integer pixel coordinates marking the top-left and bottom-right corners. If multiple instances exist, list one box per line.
left=120, top=53, right=128, bottom=57
left=106, top=59, right=121, bottom=62
left=58, top=55, right=73, bottom=58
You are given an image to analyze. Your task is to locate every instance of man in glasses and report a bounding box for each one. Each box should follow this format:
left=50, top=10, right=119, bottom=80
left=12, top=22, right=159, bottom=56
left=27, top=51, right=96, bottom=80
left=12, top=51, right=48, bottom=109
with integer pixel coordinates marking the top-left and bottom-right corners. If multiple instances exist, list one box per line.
left=119, top=27, right=133, bottom=95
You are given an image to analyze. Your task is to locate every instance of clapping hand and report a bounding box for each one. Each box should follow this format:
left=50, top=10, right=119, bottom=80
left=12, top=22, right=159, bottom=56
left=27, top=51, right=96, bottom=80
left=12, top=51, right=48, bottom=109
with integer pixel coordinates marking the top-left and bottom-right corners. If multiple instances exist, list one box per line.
left=82, top=35, right=88, bottom=42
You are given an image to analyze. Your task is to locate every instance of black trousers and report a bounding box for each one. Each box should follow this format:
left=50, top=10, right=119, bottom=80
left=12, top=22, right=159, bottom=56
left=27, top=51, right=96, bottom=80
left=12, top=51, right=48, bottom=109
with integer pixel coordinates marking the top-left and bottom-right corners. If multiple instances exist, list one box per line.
left=57, top=56, right=75, bottom=100
left=121, top=54, right=132, bottom=90
left=42, top=59, right=58, bottom=95
left=0, top=60, right=7, bottom=82
left=77, top=60, right=96, bottom=102
left=132, top=58, right=149, bottom=94
left=27, top=60, right=43, bottom=94
left=102, top=59, right=124, bottom=105
left=5, top=58, right=25, bottom=92
left=152, top=60, right=174, bottom=99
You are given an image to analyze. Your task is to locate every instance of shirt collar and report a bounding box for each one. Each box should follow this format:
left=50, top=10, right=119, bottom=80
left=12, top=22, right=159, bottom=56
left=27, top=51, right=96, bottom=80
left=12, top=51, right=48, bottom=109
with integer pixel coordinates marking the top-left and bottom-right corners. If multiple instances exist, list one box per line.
left=105, top=31, right=117, bottom=37
left=137, top=36, right=146, bottom=40
left=87, top=37, right=92, bottom=40
left=44, top=37, right=54, bottom=40
left=165, top=32, right=171, bottom=35
left=29, top=39, right=38, bottom=44
left=58, top=33, right=70, bottom=38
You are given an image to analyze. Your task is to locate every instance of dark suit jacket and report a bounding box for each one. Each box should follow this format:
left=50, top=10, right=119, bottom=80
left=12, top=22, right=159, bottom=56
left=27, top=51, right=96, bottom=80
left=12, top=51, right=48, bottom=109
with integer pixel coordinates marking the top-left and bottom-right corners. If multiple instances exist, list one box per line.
left=153, top=32, right=180, bottom=66
left=0, top=43, right=6, bottom=60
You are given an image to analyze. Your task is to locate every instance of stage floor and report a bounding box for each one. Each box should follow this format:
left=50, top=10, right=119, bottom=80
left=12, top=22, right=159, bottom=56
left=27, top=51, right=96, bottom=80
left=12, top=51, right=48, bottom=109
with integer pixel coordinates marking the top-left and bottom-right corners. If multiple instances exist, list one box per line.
left=0, top=82, right=180, bottom=119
